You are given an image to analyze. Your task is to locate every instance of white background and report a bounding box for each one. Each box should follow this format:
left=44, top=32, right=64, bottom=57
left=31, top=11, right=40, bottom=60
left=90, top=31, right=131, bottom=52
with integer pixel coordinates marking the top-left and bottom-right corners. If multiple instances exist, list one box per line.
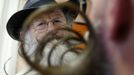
left=0, top=0, right=26, bottom=75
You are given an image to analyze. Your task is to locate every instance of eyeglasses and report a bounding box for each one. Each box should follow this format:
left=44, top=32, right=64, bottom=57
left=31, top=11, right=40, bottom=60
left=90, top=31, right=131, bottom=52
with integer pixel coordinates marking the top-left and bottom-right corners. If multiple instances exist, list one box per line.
left=31, top=16, right=67, bottom=30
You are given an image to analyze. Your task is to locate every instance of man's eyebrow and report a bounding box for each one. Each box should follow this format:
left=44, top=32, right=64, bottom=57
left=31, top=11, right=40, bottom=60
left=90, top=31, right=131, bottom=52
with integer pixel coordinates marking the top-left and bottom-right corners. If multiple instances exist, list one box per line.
left=53, top=16, right=64, bottom=19
left=51, top=14, right=65, bottom=19
left=52, top=13, right=63, bottom=16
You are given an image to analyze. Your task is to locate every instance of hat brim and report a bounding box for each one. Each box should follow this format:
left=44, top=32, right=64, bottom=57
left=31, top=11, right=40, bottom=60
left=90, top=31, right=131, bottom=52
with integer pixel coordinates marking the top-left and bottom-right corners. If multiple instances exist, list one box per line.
left=7, top=8, right=36, bottom=41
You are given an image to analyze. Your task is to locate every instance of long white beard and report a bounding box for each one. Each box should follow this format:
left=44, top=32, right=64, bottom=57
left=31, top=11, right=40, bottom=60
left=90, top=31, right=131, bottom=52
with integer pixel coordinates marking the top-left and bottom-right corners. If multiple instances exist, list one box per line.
left=16, top=31, right=78, bottom=75
left=23, top=30, right=78, bottom=67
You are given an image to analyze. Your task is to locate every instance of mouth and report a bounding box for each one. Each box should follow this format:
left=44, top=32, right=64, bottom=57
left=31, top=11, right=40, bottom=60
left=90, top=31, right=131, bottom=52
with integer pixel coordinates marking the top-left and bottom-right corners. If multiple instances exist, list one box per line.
left=111, top=0, right=132, bottom=42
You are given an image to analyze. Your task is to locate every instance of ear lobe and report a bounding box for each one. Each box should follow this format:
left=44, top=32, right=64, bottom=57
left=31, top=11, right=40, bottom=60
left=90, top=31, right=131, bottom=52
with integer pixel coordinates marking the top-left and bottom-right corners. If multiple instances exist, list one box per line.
left=19, top=31, right=25, bottom=41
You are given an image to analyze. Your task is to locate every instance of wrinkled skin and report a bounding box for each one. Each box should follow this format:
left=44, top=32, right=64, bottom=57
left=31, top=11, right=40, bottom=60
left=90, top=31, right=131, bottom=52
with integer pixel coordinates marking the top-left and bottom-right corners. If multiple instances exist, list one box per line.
left=89, top=0, right=134, bottom=75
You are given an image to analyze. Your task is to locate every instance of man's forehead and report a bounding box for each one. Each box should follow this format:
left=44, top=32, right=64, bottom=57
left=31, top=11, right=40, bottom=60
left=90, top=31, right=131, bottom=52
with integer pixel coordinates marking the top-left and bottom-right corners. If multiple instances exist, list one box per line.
left=32, top=9, right=64, bottom=20
left=45, top=9, right=63, bottom=15
left=41, top=9, right=63, bottom=16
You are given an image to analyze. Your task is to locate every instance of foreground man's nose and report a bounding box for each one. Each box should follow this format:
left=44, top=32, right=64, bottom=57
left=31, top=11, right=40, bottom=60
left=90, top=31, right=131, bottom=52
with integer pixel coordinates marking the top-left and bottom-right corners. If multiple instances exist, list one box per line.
left=47, top=22, right=54, bottom=31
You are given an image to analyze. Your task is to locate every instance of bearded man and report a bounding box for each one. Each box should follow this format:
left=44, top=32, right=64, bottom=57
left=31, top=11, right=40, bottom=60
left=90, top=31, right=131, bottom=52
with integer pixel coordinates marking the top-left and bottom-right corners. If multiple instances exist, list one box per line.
left=6, top=0, right=80, bottom=74
left=8, top=0, right=134, bottom=75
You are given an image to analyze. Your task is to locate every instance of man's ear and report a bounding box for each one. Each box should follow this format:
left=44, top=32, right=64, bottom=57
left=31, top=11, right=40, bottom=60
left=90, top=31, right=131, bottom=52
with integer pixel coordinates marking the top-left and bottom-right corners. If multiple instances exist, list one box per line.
left=19, top=31, right=25, bottom=41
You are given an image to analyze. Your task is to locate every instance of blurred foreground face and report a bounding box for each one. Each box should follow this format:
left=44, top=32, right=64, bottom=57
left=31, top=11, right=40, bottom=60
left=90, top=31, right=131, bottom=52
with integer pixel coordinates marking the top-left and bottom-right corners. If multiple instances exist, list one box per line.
left=90, top=0, right=134, bottom=72
left=29, top=9, right=67, bottom=41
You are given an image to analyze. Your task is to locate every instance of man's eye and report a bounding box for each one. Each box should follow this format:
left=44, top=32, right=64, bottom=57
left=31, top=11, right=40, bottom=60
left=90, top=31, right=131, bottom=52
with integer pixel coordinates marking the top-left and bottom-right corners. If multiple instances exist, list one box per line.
left=53, top=20, right=61, bottom=23
left=38, top=22, right=46, bottom=26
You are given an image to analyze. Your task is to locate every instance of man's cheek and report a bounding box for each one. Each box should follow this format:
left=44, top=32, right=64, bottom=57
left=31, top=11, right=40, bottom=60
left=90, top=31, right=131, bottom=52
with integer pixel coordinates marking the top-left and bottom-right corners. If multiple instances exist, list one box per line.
left=36, top=33, right=47, bottom=41
left=33, top=30, right=47, bottom=41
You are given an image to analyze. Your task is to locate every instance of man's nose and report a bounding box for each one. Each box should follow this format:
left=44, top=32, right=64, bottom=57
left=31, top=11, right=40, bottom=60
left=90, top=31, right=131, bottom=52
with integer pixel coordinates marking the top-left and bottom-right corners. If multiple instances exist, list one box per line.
left=47, top=22, right=54, bottom=31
